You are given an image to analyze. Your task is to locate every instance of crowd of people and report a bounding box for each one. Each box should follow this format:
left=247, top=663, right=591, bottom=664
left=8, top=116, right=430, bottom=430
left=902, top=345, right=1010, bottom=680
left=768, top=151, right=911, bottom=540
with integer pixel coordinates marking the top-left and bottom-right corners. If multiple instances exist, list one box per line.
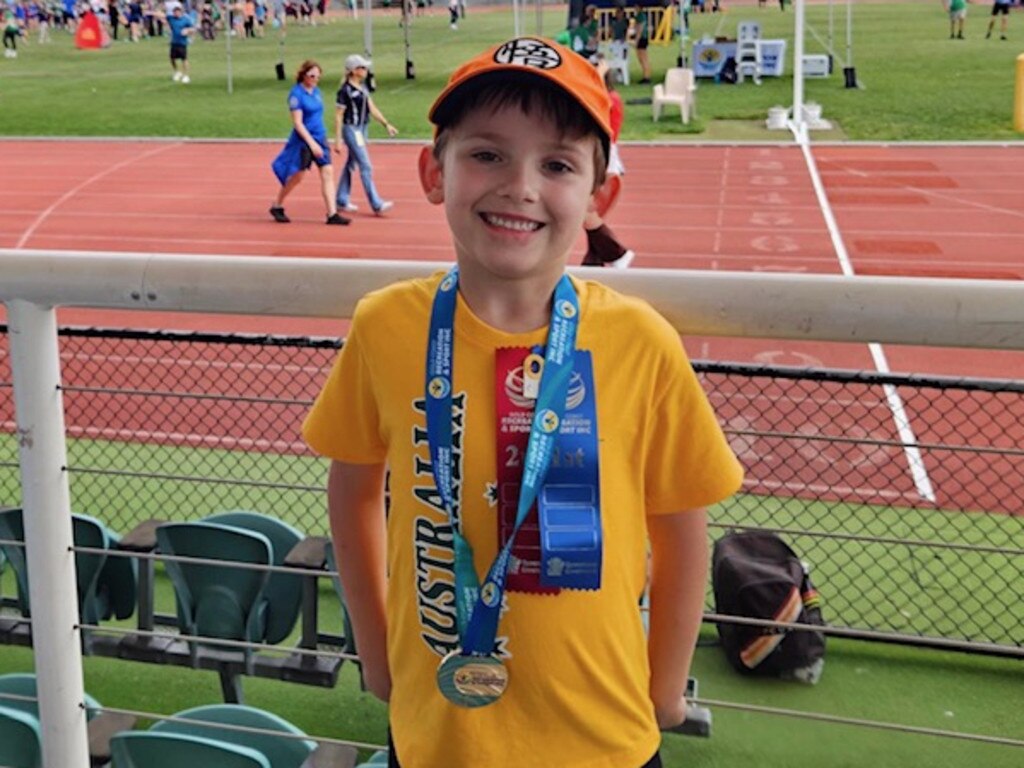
left=0, top=0, right=333, bottom=50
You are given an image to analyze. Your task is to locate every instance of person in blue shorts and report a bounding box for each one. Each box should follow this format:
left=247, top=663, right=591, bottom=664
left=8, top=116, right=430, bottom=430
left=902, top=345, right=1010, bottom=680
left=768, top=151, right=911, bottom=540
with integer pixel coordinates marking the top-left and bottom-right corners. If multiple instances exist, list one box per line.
left=161, top=4, right=195, bottom=83
left=270, top=59, right=350, bottom=225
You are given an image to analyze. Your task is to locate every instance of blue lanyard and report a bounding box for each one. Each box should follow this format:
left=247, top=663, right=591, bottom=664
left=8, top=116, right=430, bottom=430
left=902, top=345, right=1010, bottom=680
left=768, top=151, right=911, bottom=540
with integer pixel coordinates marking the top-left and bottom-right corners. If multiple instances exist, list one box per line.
left=425, top=266, right=579, bottom=656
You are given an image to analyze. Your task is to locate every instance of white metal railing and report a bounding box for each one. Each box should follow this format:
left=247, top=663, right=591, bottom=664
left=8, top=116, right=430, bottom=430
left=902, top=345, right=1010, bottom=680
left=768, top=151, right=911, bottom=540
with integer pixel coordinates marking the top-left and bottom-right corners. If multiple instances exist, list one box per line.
left=2, top=249, right=1024, bottom=768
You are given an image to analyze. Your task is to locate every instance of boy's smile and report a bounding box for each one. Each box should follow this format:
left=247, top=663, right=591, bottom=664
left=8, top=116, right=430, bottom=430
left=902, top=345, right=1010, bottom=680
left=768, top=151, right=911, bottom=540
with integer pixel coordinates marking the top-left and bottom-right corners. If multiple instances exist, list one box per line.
left=421, top=104, right=601, bottom=291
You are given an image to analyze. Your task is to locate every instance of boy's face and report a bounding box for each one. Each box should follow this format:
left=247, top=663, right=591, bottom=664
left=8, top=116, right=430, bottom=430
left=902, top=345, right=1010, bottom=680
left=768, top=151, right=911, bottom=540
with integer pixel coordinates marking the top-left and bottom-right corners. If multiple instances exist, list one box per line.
left=419, top=103, right=601, bottom=286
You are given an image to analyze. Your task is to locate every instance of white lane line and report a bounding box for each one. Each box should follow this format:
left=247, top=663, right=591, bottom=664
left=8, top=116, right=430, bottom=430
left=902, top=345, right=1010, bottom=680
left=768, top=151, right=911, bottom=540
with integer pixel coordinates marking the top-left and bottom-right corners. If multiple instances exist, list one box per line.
left=15, top=143, right=182, bottom=249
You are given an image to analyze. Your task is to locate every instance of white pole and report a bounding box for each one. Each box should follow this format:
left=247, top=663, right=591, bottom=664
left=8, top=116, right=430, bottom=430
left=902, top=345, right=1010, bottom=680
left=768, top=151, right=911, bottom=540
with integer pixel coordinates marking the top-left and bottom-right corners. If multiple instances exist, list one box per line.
left=845, top=0, right=853, bottom=74
left=792, top=0, right=806, bottom=139
left=226, top=2, right=233, bottom=94
left=535, top=0, right=543, bottom=37
left=364, top=0, right=372, bottom=57
left=7, top=300, right=90, bottom=768
left=513, top=0, right=521, bottom=37
left=828, top=0, right=834, bottom=55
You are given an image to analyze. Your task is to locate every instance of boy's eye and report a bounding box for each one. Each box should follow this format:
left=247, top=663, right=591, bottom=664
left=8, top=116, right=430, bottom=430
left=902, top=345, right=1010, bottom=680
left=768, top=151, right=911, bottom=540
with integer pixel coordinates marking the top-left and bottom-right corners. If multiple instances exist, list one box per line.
left=544, top=159, right=575, bottom=175
left=471, top=150, right=501, bottom=163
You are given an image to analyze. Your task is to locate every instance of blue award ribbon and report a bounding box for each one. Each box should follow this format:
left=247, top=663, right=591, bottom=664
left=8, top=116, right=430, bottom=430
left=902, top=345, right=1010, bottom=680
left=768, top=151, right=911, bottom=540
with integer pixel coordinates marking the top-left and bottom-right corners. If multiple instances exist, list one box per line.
left=425, top=266, right=579, bottom=656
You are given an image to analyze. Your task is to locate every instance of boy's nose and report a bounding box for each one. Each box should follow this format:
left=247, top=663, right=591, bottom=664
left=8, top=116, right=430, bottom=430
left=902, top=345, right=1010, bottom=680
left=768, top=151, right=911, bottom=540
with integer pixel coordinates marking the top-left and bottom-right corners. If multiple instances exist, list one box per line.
left=496, top=163, right=539, bottom=203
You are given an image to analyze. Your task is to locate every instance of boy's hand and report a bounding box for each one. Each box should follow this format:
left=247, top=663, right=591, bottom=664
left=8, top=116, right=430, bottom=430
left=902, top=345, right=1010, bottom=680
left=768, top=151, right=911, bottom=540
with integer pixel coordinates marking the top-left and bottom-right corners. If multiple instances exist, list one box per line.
left=653, top=694, right=688, bottom=731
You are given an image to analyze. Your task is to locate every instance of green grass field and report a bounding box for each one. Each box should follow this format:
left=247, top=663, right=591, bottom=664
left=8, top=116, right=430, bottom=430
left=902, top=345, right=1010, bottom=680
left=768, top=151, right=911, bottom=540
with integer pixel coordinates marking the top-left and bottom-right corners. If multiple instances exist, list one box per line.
left=1, top=1, right=1023, bottom=141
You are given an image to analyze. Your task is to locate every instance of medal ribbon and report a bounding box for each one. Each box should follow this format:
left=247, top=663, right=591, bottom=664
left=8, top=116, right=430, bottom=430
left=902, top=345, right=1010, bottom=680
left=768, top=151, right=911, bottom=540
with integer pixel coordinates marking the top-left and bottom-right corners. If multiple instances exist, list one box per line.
left=425, top=266, right=578, bottom=656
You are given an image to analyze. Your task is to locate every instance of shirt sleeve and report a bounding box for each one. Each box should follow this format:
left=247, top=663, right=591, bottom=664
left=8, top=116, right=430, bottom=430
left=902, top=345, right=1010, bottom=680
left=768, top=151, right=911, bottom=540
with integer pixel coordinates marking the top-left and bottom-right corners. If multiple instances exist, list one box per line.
left=643, top=339, right=744, bottom=516
left=302, top=311, right=388, bottom=464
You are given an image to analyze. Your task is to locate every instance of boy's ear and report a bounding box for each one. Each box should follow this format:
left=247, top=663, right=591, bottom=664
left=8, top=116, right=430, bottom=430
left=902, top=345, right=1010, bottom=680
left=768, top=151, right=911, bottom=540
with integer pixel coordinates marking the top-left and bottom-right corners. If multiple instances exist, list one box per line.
left=590, top=174, right=622, bottom=218
left=417, top=146, right=445, bottom=205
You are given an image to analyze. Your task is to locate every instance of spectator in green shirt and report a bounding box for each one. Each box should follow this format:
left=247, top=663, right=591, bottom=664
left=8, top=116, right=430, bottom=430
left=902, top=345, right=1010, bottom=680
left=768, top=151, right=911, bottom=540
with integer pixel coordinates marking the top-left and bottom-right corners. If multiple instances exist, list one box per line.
left=948, top=0, right=967, bottom=39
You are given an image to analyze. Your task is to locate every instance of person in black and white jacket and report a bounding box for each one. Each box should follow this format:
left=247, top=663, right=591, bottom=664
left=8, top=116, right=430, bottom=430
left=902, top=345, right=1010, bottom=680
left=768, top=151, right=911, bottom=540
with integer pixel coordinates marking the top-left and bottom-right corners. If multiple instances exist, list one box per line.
left=333, top=54, right=399, bottom=216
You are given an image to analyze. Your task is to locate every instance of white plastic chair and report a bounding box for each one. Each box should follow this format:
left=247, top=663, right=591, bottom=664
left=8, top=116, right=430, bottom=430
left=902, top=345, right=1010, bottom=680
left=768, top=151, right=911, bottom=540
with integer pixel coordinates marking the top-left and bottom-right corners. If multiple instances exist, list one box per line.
left=652, top=68, right=697, bottom=124
left=736, top=20, right=763, bottom=84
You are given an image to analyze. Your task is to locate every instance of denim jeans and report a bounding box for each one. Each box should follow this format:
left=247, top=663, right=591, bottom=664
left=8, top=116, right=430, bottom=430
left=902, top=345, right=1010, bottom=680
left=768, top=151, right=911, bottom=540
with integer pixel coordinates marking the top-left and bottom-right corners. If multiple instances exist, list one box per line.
left=336, top=124, right=384, bottom=211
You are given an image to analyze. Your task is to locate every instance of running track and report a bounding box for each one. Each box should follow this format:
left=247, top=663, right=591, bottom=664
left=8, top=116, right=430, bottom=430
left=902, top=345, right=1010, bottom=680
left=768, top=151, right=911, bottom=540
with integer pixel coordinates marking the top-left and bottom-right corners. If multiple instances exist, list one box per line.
left=3, top=139, right=1024, bottom=511
left=3, top=139, right=1023, bottom=376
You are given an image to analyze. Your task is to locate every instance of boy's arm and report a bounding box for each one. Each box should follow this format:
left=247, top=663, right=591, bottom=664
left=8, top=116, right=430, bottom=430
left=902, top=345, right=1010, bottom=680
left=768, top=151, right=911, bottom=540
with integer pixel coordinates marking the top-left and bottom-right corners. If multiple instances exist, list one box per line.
left=647, top=507, right=709, bottom=729
left=328, top=459, right=391, bottom=702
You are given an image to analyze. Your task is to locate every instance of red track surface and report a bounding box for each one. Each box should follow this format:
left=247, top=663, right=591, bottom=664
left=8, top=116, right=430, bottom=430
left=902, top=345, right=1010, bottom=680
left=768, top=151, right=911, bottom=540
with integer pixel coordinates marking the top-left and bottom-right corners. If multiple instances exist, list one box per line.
left=2, top=139, right=1023, bottom=511
left=3, top=139, right=1023, bottom=372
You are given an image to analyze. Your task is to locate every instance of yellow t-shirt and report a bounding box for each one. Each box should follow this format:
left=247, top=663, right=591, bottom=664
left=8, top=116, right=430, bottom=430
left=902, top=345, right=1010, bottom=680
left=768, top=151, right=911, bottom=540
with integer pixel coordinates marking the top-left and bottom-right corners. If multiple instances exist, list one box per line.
left=303, top=273, right=743, bottom=768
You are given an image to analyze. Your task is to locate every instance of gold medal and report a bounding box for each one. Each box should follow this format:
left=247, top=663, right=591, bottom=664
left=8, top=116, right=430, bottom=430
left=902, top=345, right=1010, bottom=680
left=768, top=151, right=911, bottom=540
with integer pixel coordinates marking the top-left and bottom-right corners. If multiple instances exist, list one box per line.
left=436, top=650, right=509, bottom=708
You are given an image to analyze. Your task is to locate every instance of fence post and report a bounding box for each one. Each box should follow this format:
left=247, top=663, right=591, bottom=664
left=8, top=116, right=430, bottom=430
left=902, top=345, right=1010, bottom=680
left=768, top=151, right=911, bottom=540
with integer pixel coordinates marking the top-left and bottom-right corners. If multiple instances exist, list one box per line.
left=1015, top=53, right=1024, bottom=133
left=7, top=300, right=90, bottom=768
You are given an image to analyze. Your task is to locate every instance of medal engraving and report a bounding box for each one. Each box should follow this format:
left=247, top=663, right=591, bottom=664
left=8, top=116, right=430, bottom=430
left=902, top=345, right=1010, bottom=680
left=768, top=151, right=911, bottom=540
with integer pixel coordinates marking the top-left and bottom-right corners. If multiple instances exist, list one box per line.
left=437, top=651, right=509, bottom=708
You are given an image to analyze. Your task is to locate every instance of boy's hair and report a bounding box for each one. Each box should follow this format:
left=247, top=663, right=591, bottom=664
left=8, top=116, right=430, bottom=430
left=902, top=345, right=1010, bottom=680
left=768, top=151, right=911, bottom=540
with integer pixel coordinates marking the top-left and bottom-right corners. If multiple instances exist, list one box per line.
left=429, top=38, right=612, bottom=189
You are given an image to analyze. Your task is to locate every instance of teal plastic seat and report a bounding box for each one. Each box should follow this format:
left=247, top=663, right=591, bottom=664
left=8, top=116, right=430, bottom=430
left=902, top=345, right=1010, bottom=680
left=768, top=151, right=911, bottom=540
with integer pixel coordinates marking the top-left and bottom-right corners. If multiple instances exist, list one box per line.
left=0, top=673, right=102, bottom=720
left=204, top=511, right=304, bottom=645
left=110, top=731, right=271, bottom=768
left=358, top=750, right=389, bottom=765
left=0, top=508, right=136, bottom=627
left=0, top=706, right=42, bottom=768
left=151, top=704, right=316, bottom=768
left=156, top=521, right=273, bottom=673
left=0, top=673, right=103, bottom=768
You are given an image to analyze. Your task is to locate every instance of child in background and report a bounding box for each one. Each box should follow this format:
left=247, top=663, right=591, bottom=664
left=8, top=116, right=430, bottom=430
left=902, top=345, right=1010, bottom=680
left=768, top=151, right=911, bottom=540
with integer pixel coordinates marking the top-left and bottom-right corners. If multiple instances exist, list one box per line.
left=583, top=55, right=633, bottom=268
left=303, top=36, right=742, bottom=768
left=3, top=7, right=21, bottom=58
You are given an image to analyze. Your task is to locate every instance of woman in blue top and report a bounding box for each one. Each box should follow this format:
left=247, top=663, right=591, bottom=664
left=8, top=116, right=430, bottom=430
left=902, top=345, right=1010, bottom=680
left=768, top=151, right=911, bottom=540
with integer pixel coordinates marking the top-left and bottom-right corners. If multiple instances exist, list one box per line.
left=270, top=60, right=350, bottom=225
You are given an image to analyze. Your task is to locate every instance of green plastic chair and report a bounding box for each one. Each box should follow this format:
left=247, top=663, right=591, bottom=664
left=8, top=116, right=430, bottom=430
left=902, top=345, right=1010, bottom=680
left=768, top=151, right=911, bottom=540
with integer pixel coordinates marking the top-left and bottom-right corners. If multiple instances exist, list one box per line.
left=110, top=731, right=271, bottom=768
left=156, top=521, right=273, bottom=673
left=0, top=508, right=136, bottom=626
left=0, top=673, right=102, bottom=721
left=0, top=673, right=104, bottom=768
left=0, top=706, right=42, bottom=768
left=151, top=704, right=316, bottom=768
left=204, top=511, right=304, bottom=645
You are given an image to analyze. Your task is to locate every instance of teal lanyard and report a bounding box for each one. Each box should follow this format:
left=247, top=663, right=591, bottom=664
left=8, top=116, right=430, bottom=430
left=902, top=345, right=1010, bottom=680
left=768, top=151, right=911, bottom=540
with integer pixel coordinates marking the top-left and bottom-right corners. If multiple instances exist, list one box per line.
left=425, top=267, right=579, bottom=655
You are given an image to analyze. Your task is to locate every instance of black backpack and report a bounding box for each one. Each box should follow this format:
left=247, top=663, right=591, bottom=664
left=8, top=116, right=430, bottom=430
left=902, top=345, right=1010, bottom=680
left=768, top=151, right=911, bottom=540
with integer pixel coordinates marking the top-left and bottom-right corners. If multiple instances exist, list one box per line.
left=712, top=531, right=826, bottom=681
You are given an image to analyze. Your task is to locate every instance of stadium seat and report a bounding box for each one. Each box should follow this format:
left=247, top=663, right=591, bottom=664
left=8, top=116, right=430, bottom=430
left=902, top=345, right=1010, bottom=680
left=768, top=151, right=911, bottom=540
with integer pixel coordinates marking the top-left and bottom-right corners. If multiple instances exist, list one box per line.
left=357, top=751, right=389, bottom=766
left=0, top=508, right=137, bottom=645
left=111, top=731, right=271, bottom=768
left=0, top=706, right=41, bottom=768
left=110, top=703, right=357, bottom=768
left=0, top=673, right=119, bottom=768
left=155, top=521, right=273, bottom=677
left=203, top=510, right=304, bottom=645
left=151, top=704, right=316, bottom=767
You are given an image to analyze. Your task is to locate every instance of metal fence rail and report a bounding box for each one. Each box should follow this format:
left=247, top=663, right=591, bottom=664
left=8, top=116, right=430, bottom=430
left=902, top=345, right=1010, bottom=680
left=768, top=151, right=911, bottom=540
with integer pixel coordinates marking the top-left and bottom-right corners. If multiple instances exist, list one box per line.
left=1, top=326, right=1022, bottom=653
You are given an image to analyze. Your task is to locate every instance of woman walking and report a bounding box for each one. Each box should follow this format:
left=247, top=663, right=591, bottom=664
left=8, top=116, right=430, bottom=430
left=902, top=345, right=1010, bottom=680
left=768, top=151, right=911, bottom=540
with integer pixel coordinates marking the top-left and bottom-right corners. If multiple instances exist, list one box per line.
left=270, top=60, right=350, bottom=225
left=333, top=53, right=397, bottom=216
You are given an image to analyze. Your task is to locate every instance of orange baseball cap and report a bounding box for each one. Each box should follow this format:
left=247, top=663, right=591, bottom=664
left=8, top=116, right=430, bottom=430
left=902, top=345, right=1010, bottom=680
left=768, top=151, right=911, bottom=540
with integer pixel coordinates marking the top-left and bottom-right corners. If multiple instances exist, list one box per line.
left=429, top=37, right=612, bottom=144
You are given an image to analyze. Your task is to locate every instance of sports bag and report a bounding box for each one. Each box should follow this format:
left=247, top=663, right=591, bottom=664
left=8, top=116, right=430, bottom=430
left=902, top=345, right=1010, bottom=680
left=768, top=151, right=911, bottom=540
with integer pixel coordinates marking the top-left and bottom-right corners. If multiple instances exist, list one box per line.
left=712, top=530, right=826, bottom=682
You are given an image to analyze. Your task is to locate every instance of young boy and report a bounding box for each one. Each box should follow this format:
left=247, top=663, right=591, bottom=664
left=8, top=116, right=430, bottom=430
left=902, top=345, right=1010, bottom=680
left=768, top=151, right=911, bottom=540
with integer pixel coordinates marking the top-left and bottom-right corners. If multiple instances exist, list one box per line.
left=303, top=37, right=743, bottom=768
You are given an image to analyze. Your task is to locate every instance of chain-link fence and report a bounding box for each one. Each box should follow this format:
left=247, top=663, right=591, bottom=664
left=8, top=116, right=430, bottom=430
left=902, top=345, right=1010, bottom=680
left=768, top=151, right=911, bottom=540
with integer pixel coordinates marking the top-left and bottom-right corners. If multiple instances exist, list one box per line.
left=1, top=327, right=1021, bottom=653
